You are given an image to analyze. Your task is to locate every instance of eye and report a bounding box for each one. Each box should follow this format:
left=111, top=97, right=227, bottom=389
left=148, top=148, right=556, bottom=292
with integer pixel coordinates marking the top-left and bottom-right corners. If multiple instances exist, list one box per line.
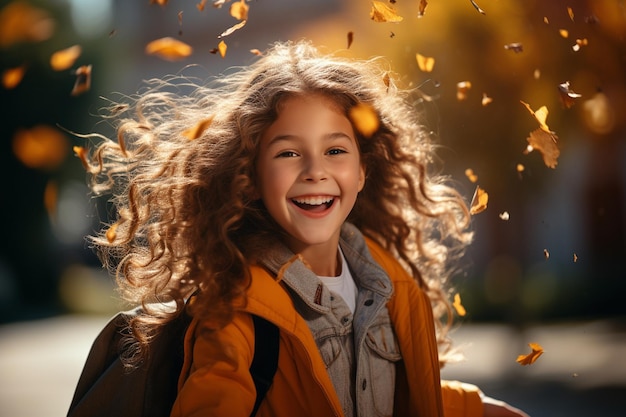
left=327, top=148, right=347, bottom=155
left=276, top=150, right=299, bottom=158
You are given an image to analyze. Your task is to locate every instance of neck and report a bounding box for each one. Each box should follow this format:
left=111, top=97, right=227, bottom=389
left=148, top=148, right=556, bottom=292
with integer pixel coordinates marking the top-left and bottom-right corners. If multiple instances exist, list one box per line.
left=286, top=239, right=341, bottom=277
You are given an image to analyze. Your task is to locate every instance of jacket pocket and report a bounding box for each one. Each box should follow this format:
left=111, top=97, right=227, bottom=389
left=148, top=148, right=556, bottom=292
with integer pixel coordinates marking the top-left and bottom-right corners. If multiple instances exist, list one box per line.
left=364, top=324, right=401, bottom=416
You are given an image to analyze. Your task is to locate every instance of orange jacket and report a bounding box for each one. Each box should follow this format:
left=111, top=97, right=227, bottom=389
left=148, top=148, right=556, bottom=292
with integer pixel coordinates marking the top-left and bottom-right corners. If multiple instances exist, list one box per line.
left=171, top=237, right=483, bottom=417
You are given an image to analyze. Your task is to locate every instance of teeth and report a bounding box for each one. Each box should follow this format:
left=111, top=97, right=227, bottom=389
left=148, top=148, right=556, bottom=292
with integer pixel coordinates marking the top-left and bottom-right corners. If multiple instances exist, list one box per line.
left=292, top=196, right=333, bottom=205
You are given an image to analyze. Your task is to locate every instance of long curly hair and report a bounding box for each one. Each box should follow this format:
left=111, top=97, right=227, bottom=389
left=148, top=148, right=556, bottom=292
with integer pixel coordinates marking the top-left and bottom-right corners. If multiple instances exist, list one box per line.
left=83, top=40, right=472, bottom=367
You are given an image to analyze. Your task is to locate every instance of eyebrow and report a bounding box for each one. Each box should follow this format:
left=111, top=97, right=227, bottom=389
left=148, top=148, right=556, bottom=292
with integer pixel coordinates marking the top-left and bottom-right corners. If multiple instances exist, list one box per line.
left=266, top=131, right=353, bottom=146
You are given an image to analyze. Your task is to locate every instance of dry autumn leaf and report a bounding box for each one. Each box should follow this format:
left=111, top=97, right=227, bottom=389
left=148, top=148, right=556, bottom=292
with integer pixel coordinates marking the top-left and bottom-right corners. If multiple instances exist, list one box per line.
left=567, top=6, right=575, bottom=21
left=250, top=48, right=263, bottom=56
left=456, top=81, right=472, bottom=101
left=218, top=20, right=246, bottom=38
left=572, top=38, right=588, bottom=51
left=504, top=43, right=523, bottom=53
left=13, top=125, right=69, bottom=170
left=453, top=293, right=466, bottom=316
left=0, top=1, right=55, bottom=47
left=217, top=40, right=227, bottom=57
left=544, top=248, right=550, bottom=260
left=499, top=211, right=510, bottom=221
left=370, top=1, right=403, bottom=23
left=50, top=45, right=82, bottom=71
left=469, top=185, right=488, bottom=215
left=464, top=168, right=478, bottom=183
left=182, top=116, right=215, bottom=139
left=516, top=342, right=544, bottom=366
left=524, top=128, right=560, bottom=168
left=558, top=81, right=582, bottom=108
left=349, top=103, right=379, bottom=138
left=469, top=0, right=486, bottom=15
left=481, top=93, right=493, bottom=106
left=145, top=37, right=192, bottom=61
left=416, top=53, right=435, bottom=72
left=230, top=0, right=248, bottom=20
left=559, top=29, right=569, bottom=38
left=2, top=65, right=26, bottom=89
left=71, top=65, right=92, bottom=96
left=418, top=0, right=428, bottom=17
left=106, top=222, right=119, bottom=243
left=73, top=146, right=90, bottom=170
left=347, top=31, right=354, bottom=49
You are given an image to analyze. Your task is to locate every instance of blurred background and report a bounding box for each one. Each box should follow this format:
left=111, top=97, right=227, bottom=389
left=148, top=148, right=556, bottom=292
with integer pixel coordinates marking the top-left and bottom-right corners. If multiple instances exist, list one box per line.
left=1, top=0, right=625, bottom=416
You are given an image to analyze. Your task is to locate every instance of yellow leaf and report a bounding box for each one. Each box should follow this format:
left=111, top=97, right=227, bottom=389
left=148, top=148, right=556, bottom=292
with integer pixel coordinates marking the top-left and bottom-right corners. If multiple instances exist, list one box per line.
left=469, top=185, right=488, bottom=215
left=145, top=37, right=192, bottom=61
left=516, top=342, right=544, bottom=366
left=567, top=6, right=574, bottom=21
left=453, top=293, right=466, bottom=316
left=182, top=116, right=215, bottom=140
left=230, top=0, right=248, bottom=20
left=348, top=103, right=379, bottom=138
left=2, top=65, right=26, bottom=89
left=464, top=168, right=478, bottom=183
left=218, top=40, right=227, bottom=58
left=559, top=29, right=569, bottom=38
left=416, top=53, right=435, bottom=72
left=520, top=100, right=551, bottom=132
left=370, top=1, right=403, bottom=23
left=50, top=45, right=81, bottom=71
left=481, top=93, right=493, bottom=106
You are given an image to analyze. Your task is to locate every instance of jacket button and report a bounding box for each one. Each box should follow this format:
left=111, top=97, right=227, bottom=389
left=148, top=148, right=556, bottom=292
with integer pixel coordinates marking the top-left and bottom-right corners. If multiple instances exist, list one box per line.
left=364, top=299, right=374, bottom=306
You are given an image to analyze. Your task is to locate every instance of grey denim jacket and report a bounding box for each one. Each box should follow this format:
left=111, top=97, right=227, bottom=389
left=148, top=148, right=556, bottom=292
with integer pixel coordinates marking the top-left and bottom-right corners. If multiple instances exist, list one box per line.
left=260, top=223, right=401, bottom=417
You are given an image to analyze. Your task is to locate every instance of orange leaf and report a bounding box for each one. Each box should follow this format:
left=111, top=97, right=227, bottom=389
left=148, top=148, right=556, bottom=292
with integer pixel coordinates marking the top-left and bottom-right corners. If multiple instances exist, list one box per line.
left=2, top=65, right=26, bottom=89
left=218, top=19, right=246, bottom=38
left=182, top=116, right=215, bottom=140
left=418, top=0, right=428, bottom=17
left=456, top=81, right=472, bottom=101
left=106, top=222, right=119, bottom=243
left=464, top=168, right=478, bottom=183
left=349, top=103, right=379, bottom=138
left=524, top=128, right=560, bottom=169
left=50, top=45, right=82, bottom=71
left=250, top=48, right=263, bottom=56
left=559, top=29, right=569, bottom=38
left=217, top=40, right=227, bottom=58
left=145, top=37, right=192, bottom=61
left=347, top=31, right=354, bottom=49
left=567, top=6, right=575, bottom=22
left=71, top=64, right=92, bottom=96
left=453, top=293, right=466, bottom=316
left=230, top=0, right=248, bottom=20
left=481, top=93, right=493, bottom=106
left=558, top=81, right=581, bottom=109
left=516, top=342, right=544, bottom=366
left=469, top=185, right=488, bottom=215
left=0, top=1, right=55, bottom=48
left=416, top=53, right=435, bottom=72
left=12, top=125, right=69, bottom=170
left=370, top=1, right=403, bottom=23
left=73, top=146, right=90, bottom=170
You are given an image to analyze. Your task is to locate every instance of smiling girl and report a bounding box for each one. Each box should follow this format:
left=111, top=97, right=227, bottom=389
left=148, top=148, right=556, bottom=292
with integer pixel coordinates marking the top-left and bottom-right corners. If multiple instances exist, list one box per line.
left=82, top=41, right=528, bottom=417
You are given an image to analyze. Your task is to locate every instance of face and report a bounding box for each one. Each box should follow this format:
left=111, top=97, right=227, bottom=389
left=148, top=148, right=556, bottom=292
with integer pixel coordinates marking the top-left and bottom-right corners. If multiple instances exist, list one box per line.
left=255, top=94, right=365, bottom=255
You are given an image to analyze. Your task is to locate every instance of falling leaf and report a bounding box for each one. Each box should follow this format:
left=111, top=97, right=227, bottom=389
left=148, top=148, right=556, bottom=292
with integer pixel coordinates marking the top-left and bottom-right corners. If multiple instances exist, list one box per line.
left=416, top=53, right=435, bottom=72
left=543, top=16, right=550, bottom=24
left=516, top=163, right=525, bottom=173
left=453, top=293, right=466, bottom=316
left=2, top=65, right=26, bottom=89
left=44, top=180, right=58, bottom=219
left=456, top=81, right=472, bottom=101
left=150, top=0, right=169, bottom=5
left=349, top=103, right=379, bottom=138
left=182, top=116, right=215, bottom=139
left=250, top=48, right=263, bottom=56
left=464, top=168, right=478, bottom=183
left=106, top=222, right=119, bottom=243
left=520, top=101, right=551, bottom=132
left=572, top=38, right=588, bottom=51
left=482, top=93, right=493, bottom=106
left=197, top=0, right=207, bottom=11
left=71, top=64, right=92, bottom=96
left=73, top=146, right=90, bottom=170
left=469, top=185, right=488, bottom=215
left=230, top=0, right=248, bottom=20
left=504, top=43, right=523, bottom=53
left=524, top=128, right=560, bottom=168
left=0, top=1, right=55, bottom=48
left=145, top=37, right=192, bottom=61
left=218, top=20, right=246, bottom=38
left=217, top=40, right=227, bottom=57
left=559, top=29, right=569, bottom=38
left=558, top=81, right=582, bottom=108
left=499, top=211, right=510, bottom=221
left=516, top=342, right=544, bottom=366
left=567, top=6, right=575, bottom=21
left=50, top=45, right=82, bottom=71
left=370, top=1, right=403, bottom=23
left=469, top=0, right=486, bottom=15
left=418, top=0, right=428, bottom=17
left=573, top=253, right=578, bottom=263
left=543, top=248, right=550, bottom=260
left=13, top=125, right=69, bottom=171
left=347, top=31, right=354, bottom=49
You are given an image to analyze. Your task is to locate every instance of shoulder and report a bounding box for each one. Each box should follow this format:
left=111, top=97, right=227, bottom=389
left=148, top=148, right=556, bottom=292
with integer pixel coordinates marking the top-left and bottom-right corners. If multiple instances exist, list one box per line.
left=363, top=236, right=414, bottom=286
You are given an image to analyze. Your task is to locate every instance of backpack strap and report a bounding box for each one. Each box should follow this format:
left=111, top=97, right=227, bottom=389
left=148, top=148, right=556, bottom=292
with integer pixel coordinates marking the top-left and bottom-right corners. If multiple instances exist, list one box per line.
left=250, top=314, right=279, bottom=416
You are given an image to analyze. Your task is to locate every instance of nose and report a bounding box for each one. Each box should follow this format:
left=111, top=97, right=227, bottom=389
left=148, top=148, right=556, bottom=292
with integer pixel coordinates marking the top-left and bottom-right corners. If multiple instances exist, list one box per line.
left=301, top=155, right=327, bottom=182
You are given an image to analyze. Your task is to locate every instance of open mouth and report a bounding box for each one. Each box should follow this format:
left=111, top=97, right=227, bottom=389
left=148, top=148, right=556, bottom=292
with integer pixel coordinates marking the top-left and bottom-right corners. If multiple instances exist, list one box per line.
left=291, top=196, right=335, bottom=212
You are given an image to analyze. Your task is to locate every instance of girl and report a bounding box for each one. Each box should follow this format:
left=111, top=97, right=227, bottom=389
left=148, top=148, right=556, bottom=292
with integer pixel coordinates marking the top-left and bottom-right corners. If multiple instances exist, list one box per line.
left=83, top=41, right=528, bottom=417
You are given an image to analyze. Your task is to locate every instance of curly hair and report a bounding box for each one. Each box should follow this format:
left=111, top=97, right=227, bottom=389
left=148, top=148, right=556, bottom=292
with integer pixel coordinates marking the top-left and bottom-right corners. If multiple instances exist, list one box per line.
left=82, top=40, right=472, bottom=367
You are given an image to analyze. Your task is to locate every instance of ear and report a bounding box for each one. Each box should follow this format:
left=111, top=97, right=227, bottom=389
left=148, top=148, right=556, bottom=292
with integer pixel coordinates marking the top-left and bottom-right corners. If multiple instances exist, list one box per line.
left=358, top=163, right=366, bottom=192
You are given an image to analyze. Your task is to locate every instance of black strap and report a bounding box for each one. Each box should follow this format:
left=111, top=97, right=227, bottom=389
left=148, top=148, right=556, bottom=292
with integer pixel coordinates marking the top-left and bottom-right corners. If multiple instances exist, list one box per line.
left=250, top=315, right=279, bottom=416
